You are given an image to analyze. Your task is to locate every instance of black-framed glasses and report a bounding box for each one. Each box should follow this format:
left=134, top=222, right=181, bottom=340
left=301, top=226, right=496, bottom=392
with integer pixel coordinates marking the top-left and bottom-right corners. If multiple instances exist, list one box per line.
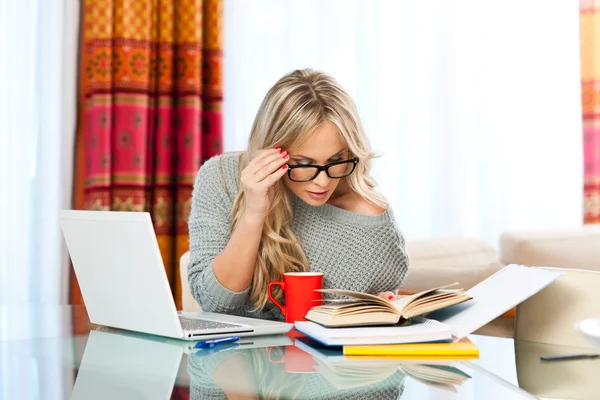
left=286, top=158, right=359, bottom=182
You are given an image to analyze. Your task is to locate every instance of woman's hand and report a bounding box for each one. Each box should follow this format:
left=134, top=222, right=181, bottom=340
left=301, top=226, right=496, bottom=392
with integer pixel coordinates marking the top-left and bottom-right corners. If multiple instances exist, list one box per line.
left=240, top=147, right=290, bottom=220
left=377, top=291, right=406, bottom=301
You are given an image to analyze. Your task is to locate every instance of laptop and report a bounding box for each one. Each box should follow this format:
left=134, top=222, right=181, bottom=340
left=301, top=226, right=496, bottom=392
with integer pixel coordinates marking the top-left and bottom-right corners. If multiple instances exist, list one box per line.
left=59, top=210, right=293, bottom=341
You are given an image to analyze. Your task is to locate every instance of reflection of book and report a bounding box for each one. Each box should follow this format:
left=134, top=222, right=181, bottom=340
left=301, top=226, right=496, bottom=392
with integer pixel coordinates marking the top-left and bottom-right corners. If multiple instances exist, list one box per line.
left=314, top=358, right=471, bottom=392
left=313, top=358, right=399, bottom=390
left=294, top=336, right=463, bottom=366
left=399, top=364, right=471, bottom=393
left=343, top=337, right=479, bottom=358
left=295, top=317, right=453, bottom=346
left=296, top=337, right=471, bottom=392
left=306, top=284, right=471, bottom=327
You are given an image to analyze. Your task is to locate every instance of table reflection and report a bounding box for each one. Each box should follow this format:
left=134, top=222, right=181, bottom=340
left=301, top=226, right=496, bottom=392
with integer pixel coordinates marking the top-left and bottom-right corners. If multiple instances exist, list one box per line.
left=187, top=342, right=407, bottom=400
left=66, top=325, right=562, bottom=400
left=515, top=339, right=600, bottom=400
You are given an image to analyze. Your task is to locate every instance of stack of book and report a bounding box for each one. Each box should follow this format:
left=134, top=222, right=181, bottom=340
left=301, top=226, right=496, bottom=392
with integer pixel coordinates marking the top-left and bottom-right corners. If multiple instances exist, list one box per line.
left=296, top=264, right=563, bottom=357
left=288, top=265, right=563, bottom=393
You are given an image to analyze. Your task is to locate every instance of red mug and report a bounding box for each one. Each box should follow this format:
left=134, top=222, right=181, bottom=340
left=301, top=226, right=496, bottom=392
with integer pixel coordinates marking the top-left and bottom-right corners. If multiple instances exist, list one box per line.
left=267, top=272, right=324, bottom=323
left=267, top=343, right=316, bottom=373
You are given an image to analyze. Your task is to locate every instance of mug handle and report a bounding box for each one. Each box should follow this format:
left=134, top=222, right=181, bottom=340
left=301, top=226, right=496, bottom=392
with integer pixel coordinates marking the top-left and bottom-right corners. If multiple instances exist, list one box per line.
left=268, top=281, right=286, bottom=317
left=267, top=346, right=285, bottom=364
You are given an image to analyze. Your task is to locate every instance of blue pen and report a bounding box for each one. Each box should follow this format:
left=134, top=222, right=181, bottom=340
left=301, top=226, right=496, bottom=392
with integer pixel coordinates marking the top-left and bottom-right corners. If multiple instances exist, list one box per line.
left=195, top=336, right=240, bottom=349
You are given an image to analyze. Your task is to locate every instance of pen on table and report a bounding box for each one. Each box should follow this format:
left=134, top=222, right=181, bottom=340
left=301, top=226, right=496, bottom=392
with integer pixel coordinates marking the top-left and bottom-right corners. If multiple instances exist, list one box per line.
left=195, top=342, right=240, bottom=357
left=540, top=353, right=600, bottom=362
left=195, top=336, right=240, bottom=349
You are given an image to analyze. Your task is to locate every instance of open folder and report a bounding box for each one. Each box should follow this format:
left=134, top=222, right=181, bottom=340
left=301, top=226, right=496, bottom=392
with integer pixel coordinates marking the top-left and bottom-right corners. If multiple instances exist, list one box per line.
left=430, top=264, right=563, bottom=339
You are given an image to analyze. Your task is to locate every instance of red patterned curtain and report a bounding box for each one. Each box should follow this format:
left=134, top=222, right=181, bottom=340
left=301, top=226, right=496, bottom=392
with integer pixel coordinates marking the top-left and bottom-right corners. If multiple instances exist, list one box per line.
left=581, top=1, right=600, bottom=224
left=72, top=0, right=223, bottom=308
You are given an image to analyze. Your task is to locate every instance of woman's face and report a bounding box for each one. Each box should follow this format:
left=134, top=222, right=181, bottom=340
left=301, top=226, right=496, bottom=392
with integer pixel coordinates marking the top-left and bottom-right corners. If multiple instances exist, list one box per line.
left=283, top=120, right=348, bottom=206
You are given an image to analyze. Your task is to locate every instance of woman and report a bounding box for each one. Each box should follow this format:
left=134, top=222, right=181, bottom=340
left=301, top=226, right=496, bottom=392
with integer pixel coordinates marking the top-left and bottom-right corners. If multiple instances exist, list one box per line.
left=188, top=69, right=408, bottom=320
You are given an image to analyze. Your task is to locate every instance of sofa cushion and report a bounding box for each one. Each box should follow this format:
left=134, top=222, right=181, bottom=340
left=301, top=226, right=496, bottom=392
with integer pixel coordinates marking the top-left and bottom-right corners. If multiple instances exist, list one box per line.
left=500, top=226, right=600, bottom=272
left=403, top=237, right=504, bottom=293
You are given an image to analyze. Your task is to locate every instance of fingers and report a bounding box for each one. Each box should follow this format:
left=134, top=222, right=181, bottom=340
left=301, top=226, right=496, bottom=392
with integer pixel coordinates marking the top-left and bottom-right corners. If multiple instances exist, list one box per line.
left=245, top=148, right=284, bottom=175
left=260, top=163, right=289, bottom=187
left=254, top=151, right=289, bottom=182
left=377, top=291, right=396, bottom=301
left=239, top=147, right=289, bottom=196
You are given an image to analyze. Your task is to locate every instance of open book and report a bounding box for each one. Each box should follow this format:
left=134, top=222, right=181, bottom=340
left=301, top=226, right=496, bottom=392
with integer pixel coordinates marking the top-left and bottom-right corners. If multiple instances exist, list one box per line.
left=306, top=283, right=472, bottom=327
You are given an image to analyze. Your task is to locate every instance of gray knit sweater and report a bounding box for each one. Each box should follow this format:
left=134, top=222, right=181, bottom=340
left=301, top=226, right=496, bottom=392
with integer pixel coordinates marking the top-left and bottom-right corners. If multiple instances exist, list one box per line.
left=188, top=152, right=409, bottom=320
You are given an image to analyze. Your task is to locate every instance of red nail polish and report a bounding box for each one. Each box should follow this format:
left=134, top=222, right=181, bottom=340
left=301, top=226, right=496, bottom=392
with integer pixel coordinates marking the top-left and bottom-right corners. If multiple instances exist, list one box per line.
left=275, top=146, right=281, bottom=150
left=388, top=295, right=394, bottom=300
left=282, top=164, right=288, bottom=170
left=280, top=149, right=286, bottom=155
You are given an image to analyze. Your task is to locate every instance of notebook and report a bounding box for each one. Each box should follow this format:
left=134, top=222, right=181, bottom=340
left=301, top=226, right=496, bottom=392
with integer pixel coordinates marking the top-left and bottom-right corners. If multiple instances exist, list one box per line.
left=294, top=317, right=453, bottom=346
left=343, top=337, right=480, bottom=358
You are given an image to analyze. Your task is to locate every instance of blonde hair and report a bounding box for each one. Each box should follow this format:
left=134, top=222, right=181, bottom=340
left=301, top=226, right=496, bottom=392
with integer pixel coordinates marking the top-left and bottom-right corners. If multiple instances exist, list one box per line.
left=231, top=69, right=387, bottom=310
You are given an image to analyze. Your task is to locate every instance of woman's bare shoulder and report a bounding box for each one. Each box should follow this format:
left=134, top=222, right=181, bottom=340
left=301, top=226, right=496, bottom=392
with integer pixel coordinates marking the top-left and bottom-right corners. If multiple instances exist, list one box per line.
left=328, top=191, right=386, bottom=216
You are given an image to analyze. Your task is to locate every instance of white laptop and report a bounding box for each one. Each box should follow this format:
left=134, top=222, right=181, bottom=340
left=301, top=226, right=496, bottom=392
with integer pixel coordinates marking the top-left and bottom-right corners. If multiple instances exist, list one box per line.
left=59, top=210, right=293, bottom=341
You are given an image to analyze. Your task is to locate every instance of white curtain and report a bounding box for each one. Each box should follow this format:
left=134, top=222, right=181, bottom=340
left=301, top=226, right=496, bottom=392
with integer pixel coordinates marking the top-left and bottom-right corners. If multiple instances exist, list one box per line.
left=0, top=0, right=79, bottom=397
left=223, top=0, right=583, bottom=246
left=0, top=0, right=79, bottom=305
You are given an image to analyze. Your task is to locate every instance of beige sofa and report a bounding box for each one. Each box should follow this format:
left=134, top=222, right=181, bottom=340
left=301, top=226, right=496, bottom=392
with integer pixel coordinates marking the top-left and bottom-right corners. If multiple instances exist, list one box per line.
left=180, top=225, right=600, bottom=337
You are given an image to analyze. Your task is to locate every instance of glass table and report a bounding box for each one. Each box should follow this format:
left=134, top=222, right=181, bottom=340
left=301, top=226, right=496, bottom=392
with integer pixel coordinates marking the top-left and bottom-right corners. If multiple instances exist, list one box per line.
left=0, top=305, right=598, bottom=399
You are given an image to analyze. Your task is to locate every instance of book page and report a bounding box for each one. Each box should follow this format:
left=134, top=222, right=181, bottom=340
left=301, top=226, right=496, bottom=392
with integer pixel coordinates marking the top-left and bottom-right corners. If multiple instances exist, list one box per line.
left=390, top=283, right=461, bottom=313
left=429, top=265, right=563, bottom=339
left=390, top=294, right=417, bottom=311
left=317, top=289, right=397, bottom=312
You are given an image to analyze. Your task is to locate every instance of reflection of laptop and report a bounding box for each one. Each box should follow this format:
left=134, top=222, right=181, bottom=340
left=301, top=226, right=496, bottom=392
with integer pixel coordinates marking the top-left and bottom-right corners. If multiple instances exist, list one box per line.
left=71, top=329, right=184, bottom=400
left=60, top=210, right=293, bottom=341
left=71, top=329, right=294, bottom=399
left=95, top=326, right=294, bottom=354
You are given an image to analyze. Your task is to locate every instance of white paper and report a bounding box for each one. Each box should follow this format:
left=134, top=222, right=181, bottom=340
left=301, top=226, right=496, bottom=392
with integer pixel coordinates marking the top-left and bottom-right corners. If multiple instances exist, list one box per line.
left=430, top=264, right=563, bottom=339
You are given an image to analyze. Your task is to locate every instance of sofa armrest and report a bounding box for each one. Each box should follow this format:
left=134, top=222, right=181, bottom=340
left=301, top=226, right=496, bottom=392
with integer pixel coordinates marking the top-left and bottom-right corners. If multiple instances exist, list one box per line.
left=180, top=251, right=202, bottom=312
left=500, top=226, right=600, bottom=272
left=403, top=237, right=504, bottom=292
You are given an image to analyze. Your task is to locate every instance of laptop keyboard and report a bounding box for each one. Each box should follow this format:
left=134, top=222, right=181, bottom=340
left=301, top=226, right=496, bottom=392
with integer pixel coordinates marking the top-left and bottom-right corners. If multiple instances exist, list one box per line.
left=178, top=316, right=243, bottom=331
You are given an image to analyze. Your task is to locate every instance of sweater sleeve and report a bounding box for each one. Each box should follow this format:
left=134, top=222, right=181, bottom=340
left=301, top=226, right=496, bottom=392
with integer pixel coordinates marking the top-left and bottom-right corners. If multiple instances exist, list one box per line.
left=377, top=207, right=409, bottom=294
left=187, top=155, right=251, bottom=312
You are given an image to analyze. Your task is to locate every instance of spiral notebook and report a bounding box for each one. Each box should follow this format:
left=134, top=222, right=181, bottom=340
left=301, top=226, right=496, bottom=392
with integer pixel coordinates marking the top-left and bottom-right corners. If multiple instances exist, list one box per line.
left=294, top=317, right=453, bottom=346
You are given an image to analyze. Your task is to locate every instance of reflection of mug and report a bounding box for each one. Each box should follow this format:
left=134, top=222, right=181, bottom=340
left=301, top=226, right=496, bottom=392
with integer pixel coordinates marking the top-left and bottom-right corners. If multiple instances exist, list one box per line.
left=267, top=272, right=323, bottom=323
left=268, top=343, right=316, bottom=373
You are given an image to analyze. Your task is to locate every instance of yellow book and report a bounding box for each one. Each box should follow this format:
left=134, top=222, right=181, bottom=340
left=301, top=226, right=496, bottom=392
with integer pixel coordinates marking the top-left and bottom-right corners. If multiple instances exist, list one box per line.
left=343, top=337, right=480, bottom=357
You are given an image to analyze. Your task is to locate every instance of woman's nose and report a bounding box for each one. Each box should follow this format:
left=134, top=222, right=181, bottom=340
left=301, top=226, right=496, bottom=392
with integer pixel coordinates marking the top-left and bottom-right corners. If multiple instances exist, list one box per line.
left=313, top=170, right=330, bottom=187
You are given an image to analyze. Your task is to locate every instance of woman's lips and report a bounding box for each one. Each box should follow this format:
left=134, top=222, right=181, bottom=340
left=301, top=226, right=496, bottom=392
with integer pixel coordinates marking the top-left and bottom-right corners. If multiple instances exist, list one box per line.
left=307, top=190, right=329, bottom=199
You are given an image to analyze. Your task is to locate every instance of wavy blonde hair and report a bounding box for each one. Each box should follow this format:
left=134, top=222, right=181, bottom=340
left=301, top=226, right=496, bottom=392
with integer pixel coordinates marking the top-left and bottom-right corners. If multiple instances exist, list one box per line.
left=231, top=69, right=388, bottom=310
